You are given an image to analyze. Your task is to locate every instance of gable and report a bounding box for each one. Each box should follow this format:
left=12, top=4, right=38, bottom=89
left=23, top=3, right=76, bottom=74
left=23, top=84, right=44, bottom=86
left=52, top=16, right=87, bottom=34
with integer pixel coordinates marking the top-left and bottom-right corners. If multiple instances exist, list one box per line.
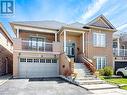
left=86, top=15, right=115, bottom=29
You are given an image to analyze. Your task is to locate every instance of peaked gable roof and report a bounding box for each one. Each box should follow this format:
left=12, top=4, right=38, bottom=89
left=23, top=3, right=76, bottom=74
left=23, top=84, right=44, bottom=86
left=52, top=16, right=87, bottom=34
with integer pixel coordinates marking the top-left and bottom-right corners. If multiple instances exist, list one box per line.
left=85, top=15, right=116, bottom=29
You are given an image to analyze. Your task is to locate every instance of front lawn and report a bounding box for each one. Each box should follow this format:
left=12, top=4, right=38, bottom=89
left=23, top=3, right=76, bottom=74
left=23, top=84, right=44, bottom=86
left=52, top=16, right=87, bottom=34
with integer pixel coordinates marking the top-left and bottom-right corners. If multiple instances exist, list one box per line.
left=121, top=86, right=127, bottom=90
left=100, top=76, right=127, bottom=90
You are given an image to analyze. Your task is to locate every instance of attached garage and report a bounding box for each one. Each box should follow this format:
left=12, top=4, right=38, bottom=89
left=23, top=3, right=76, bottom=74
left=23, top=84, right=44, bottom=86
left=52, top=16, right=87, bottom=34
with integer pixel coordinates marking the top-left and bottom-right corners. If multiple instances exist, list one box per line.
left=19, top=58, right=59, bottom=78
left=114, top=61, right=127, bottom=73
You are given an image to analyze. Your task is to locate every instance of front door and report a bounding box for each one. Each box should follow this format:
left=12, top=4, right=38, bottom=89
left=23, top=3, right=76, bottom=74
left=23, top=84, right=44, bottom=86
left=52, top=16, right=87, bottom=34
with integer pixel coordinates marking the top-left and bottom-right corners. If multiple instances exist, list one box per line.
left=66, top=42, right=75, bottom=59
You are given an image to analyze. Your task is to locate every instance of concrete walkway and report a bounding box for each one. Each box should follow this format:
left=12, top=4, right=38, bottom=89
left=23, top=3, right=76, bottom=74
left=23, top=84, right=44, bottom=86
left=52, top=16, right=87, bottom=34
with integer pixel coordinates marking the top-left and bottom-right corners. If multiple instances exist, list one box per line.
left=89, top=88, right=127, bottom=95
left=75, top=77, right=127, bottom=95
left=0, top=74, right=12, bottom=86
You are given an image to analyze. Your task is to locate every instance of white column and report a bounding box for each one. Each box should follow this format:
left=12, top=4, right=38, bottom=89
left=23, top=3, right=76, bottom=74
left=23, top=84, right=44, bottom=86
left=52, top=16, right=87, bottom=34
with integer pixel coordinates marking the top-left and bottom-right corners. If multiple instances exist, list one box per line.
left=82, top=33, right=85, bottom=53
left=64, top=31, right=66, bottom=53
left=55, top=33, right=57, bottom=42
left=16, top=28, right=19, bottom=38
left=117, top=38, right=120, bottom=56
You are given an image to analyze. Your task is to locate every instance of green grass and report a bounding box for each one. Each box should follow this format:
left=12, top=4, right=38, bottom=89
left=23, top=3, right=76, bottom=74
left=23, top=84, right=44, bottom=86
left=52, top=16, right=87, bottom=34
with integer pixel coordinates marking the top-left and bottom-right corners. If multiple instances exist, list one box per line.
left=120, top=86, right=127, bottom=90
left=100, top=76, right=127, bottom=90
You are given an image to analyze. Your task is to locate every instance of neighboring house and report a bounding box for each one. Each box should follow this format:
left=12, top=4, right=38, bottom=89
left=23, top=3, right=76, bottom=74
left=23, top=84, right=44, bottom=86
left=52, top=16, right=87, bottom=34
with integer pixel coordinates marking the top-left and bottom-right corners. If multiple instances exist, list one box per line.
left=10, top=15, right=116, bottom=78
left=0, top=23, right=13, bottom=75
left=113, top=33, right=127, bottom=72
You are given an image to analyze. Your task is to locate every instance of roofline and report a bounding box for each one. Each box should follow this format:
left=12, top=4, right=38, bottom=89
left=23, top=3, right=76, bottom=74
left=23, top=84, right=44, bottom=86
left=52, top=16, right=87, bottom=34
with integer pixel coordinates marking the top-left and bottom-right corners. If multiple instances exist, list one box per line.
left=85, top=25, right=117, bottom=32
left=10, top=22, right=59, bottom=34
left=61, top=26, right=90, bottom=31
left=0, top=23, right=13, bottom=43
left=85, top=14, right=116, bottom=29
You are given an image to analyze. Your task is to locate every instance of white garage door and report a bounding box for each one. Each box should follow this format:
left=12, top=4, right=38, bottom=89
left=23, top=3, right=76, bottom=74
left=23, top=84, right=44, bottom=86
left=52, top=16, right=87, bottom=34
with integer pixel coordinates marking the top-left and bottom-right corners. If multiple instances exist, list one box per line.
left=19, top=58, right=59, bottom=78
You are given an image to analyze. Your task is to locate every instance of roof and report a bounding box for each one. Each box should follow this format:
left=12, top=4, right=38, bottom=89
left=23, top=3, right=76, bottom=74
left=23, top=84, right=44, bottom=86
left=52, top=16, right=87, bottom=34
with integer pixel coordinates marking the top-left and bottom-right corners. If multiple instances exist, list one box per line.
left=85, top=14, right=116, bottom=30
left=0, top=23, right=13, bottom=43
left=10, top=15, right=116, bottom=33
left=11, top=20, right=67, bottom=30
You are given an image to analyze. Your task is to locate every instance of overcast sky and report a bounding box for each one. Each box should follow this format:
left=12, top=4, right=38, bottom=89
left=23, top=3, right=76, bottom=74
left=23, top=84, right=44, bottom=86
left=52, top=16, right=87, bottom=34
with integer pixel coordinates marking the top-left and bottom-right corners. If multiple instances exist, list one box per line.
left=0, top=0, right=127, bottom=37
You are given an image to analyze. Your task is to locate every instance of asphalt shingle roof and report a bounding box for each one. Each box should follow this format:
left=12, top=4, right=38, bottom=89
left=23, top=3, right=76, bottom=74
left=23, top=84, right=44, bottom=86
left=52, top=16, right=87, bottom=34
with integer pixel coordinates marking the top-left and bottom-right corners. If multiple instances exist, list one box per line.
left=11, top=21, right=85, bottom=30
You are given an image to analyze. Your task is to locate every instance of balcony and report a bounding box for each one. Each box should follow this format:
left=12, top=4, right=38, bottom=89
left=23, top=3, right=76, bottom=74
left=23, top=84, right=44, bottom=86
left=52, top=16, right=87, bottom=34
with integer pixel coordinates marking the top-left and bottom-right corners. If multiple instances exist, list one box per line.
left=13, top=39, right=62, bottom=53
left=113, top=48, right=127, bottom=56
left=22, top=40, right=53, bottom=52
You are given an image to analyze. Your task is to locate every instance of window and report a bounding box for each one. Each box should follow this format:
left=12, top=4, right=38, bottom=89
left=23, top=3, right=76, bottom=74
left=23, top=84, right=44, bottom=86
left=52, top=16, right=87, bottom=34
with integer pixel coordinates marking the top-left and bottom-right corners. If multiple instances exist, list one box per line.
left=46, top=59, right=51, bottom=63
left=93, top=33, right=106, bottom=47
left=113, top=42, right=117, bottom=48
left=27, top=59, right=33, bottom=63
left=30, top=37, right=45, bottom=51
left=40, top=59, right=45, bottom=63
left=20, top=58, right=26, bottom=62
left=34, top=59, right=39, bottom=63
left=52, top=59, right=57, bottom=63
left=96, top=57, right=106, bottom=70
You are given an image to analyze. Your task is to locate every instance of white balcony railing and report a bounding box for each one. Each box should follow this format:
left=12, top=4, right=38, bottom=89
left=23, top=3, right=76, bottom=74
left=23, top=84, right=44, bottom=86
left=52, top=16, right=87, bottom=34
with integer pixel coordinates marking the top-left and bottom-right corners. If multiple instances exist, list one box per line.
left=113, top=48, right=127, bottom=56
left=22, top=40, right=53, bottom=52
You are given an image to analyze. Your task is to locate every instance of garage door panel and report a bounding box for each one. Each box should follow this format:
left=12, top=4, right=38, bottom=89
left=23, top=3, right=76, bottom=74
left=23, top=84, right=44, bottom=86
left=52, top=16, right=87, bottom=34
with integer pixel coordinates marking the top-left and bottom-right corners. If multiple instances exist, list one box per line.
left=19, top=62, right=59, bottom=78
left=114, top=61, right=127, bottom=73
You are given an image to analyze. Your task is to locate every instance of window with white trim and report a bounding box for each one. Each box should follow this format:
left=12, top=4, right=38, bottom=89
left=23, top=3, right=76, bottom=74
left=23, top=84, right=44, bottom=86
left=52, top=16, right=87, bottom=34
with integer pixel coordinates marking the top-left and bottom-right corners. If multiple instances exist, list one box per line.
left=96, top=57, right=107, bottom=70
left=27, top=59, right=33, bottom=63
left=52, top=59, right=57, bottom=63
left=34, top=59, right=39, bottom=63
left=20, top=58, right=26, bottom=62
left=93, top=33, right=106, bottom=47
left=46, top=59, right=51, bottom=63
left=40, top=59, right=45, bottom=63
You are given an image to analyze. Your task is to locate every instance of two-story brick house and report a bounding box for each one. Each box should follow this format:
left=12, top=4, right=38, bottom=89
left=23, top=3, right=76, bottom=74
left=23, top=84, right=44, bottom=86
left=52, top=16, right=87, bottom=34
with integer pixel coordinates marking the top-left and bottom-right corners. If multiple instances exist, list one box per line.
left=11, top=15, right=116, bottom=78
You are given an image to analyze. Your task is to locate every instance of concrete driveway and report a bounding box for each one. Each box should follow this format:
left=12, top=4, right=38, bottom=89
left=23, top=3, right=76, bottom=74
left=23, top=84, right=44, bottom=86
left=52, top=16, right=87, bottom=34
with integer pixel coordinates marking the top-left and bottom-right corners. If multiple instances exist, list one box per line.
left=0, top=78, right=92, bottom=95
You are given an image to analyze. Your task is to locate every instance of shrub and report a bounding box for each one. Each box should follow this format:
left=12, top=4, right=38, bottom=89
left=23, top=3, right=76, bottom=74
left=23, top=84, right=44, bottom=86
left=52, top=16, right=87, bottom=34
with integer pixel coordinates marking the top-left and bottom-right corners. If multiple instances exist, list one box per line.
left=98, top=69, right=104, bottom=76
left=99, top=66, right=113, bottom=76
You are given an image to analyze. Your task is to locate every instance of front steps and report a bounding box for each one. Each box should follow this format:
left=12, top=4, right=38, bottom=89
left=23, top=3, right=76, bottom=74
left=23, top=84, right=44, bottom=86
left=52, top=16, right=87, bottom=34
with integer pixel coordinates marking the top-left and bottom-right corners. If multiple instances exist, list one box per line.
left=74, top=63, right=118, bottom=90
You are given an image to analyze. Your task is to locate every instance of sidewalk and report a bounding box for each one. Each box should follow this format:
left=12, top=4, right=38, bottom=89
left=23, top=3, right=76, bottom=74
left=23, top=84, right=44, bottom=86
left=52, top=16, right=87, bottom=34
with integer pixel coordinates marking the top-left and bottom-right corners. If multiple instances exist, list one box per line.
left=0, top=74, right=12, bottom=86
left=89, top=88, right=127, bottom=95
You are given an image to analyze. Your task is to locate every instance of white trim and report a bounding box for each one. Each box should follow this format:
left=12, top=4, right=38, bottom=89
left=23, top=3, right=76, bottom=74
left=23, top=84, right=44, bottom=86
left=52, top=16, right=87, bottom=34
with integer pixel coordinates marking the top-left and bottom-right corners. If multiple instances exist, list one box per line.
left=55, top=33, right=57, bottom=42
left=82, top=33, right=84, bottom=53
left=14, top=50, right=60, bottom=54
left=117, top=38, right=120, bottom=56
left=64, top=30, right=66, bottom=52
left=114, top=60, right=127, bottom=62
left=64, top=29, right=85, bottom=33
left=14, top=25, right=57, bottom=33
left=16, top=28, right=19, bottom=38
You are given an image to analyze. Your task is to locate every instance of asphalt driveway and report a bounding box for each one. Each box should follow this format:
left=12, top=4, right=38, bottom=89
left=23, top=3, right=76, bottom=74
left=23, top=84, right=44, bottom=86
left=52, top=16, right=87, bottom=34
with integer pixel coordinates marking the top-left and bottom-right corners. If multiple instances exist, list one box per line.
left=0, top=77, right=92, bottom=95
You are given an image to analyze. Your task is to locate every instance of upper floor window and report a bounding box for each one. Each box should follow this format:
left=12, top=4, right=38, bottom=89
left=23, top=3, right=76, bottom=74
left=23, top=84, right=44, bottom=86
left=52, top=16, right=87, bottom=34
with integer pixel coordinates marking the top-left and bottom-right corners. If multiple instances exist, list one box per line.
left=93, top=32, right=106, bottom=47
left=113, top=42, right=117, bottom=48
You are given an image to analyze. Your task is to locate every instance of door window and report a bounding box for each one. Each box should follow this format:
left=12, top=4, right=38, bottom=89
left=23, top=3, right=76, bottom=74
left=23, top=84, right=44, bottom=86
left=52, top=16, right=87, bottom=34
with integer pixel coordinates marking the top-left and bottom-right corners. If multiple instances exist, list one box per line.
left=66, top=42, right=75, bottom=57
left=30, top=37, right=45, bottom=51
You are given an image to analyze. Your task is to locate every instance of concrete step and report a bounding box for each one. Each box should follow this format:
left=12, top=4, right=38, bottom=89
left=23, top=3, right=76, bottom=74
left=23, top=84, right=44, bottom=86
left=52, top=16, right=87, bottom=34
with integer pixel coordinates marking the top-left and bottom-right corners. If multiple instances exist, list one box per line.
left=77, top=80, right=105, bottom=85
left=75, top=77, right=98, bottom=80
left=80, top=84, right=118, bottom=90
left=74, top=69, right=91, bottom=73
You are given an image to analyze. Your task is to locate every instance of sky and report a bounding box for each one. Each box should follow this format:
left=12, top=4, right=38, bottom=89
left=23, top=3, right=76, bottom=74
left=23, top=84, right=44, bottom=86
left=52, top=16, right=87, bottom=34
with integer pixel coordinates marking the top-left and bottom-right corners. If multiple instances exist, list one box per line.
left=0, top=0, right=127, bottom=38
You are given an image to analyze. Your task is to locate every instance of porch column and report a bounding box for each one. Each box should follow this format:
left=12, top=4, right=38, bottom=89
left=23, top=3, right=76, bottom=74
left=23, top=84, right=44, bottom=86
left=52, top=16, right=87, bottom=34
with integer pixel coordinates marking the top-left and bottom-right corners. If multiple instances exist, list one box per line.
left=82, top=33, right=85, bottom=53
left=64, top=30, right=66, bottom=53
left=55, top=33, right=57, bottom=42
left=16, top=28, right=19, bottom=38
left=117, top=37, right=120, bottom=56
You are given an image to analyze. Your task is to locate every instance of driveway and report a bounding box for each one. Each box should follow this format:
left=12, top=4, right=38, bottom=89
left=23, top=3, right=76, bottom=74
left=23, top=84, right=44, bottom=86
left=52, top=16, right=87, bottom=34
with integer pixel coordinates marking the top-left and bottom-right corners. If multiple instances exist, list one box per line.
left=0, top=78, right=92, bottom=95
